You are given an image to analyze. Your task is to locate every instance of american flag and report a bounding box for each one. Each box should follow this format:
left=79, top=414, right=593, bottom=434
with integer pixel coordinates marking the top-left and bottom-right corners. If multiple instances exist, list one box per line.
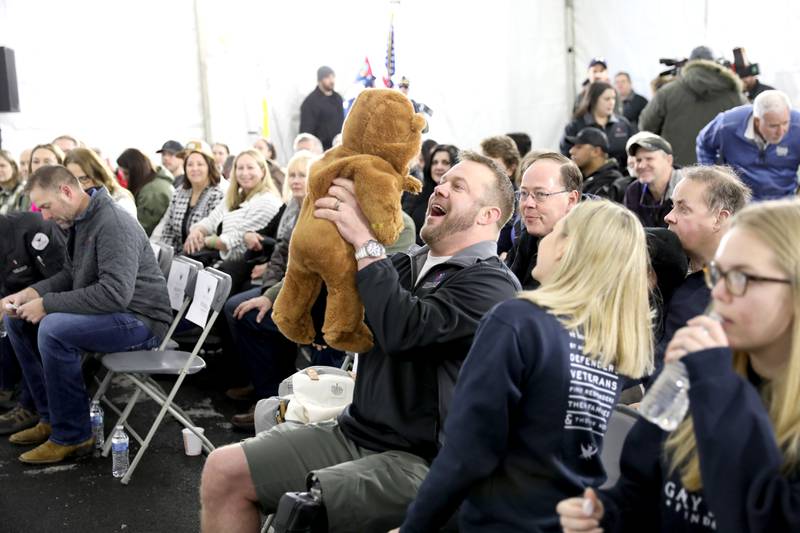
left=383, top=14, right=395, bottom=88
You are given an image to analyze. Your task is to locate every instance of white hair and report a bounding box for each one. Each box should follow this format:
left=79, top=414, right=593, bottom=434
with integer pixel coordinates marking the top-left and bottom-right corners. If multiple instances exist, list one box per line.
left=292, top=133, right=323, bottom=155
left=753, top=90, right=791, bottom=119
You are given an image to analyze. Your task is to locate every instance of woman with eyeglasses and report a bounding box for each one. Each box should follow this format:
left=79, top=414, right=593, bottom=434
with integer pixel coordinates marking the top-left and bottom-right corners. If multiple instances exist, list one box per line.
left=396, top=200, right=654, bottom=532
left=561, top=81, right=636, bottom=171
left=64, top=148, right=137, bottom=218
left=557, top=199, right=800, bottom=533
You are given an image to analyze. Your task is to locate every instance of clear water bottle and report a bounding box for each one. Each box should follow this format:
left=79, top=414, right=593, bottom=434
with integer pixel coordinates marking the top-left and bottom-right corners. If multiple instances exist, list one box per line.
left=111, top=425, right=129, bottom=478
left=638, top=361, right=690, bottom=431
left=89, top=401, right=104, bottom=455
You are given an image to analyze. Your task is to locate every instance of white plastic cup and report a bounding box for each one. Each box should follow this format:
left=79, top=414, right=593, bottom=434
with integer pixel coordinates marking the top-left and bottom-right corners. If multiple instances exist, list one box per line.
left=182, top=427, right=205, bottom=456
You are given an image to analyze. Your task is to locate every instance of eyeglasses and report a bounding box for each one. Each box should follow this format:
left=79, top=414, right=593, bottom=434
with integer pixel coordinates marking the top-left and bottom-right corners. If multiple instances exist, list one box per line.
left=75, top=175, right=93, bottom=184
left=516, top=189, right=569, bottom=203
left=703, top=261, right=792, bottom=297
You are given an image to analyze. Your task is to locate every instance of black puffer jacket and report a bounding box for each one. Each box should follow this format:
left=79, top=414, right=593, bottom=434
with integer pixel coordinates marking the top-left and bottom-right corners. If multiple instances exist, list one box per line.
left=561, top=113, right=637, bottom=170
left=339, top=240, right=521, bottom=461
left=0, top=212, right=65, bottom=296
left=581, top=159, right=633, bottom=203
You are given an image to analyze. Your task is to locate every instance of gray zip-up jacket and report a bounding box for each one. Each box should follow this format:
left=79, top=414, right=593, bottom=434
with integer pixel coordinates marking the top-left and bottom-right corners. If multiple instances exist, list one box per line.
left=31, top=188, right=172, bottom=340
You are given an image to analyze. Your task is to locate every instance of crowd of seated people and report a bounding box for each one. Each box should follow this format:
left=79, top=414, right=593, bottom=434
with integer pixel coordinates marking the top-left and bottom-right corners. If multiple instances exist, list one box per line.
left=0, top=56, right=798, bottom=533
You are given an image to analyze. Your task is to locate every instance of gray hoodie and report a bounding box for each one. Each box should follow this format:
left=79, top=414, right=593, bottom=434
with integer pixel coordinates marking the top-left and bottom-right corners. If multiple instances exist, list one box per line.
left=32, top=188, right=172, bottom=340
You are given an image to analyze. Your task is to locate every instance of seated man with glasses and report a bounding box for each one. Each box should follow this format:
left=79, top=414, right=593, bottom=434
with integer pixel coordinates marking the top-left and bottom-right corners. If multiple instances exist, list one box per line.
left=623, top=134, right=682, bottom=228
left=505, top=152, right=581, bottom=289
left=656, top=165, right=751, bottom=366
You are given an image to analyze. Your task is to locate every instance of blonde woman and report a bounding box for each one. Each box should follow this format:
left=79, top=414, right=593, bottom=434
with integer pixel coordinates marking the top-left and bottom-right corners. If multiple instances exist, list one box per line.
left=397, top=200, right=653, bottom=532
left=185, top=149, right=282, bottom=290
left=558, top=199, right=800, bottom=533
left=64, top=148, right=137, bottom=218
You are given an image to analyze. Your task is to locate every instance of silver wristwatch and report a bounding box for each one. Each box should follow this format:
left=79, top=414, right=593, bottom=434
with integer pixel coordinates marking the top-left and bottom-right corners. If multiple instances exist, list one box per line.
left=354, top=239, right=385, bottom=260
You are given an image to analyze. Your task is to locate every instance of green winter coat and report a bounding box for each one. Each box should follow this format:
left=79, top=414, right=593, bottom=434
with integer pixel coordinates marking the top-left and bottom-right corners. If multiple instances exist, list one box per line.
left=135, top=166, right=174, bottom=236
left=639, top=60, right=746, bottom=166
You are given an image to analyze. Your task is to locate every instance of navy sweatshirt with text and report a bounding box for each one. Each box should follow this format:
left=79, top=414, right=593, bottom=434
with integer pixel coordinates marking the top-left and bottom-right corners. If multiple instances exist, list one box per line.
left=599, top=347, right=800, bottom=532
left=401, top=299, right=624, bottom=532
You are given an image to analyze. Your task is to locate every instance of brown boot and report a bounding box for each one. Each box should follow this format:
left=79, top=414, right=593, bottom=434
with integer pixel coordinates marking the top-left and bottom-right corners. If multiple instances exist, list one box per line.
left=230, top=405, right=255, bottom=432
left=9, top=421, right=52, bottom=445
left=225, top=385, right=255, bottom=401
left=19, top=437, right=95, bottom=464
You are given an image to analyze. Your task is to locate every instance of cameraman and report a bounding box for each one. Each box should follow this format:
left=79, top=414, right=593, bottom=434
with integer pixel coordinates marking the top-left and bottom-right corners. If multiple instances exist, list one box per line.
left=639, top=46, right=745, bottom=166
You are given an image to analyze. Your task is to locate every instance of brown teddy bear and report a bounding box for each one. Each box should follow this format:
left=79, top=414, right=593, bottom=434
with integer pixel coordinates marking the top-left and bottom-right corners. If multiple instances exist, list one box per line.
left=272, top=89, right=425, bottom=353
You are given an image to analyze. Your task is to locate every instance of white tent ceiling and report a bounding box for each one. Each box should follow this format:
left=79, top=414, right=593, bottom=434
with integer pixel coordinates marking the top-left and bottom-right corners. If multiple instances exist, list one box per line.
left=0, top=0, right=798, bottom=165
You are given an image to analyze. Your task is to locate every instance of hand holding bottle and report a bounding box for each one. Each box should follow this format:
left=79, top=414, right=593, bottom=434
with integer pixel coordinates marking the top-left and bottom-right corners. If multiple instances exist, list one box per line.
left=665, top=315, right=728, bottom=363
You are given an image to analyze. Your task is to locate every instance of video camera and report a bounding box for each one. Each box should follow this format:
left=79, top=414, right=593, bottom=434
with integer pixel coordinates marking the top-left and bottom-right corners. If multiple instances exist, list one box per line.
left=732, top=47, right=760, bottom=78
left=658, top=57, right=687, bottom=77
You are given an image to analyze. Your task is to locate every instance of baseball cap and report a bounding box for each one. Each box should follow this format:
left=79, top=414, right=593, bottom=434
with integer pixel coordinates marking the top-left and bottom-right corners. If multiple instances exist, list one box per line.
left=627, top=134, right=673, bottom=156
left=588, top=57, right=608, bottom=69
left=185, top=139, right=212, bottom=154
left=317, top=65, right=335, bottom=81
left=157, top=140, right=184, bottom=154
left=566, top=127, right=609, bottom=153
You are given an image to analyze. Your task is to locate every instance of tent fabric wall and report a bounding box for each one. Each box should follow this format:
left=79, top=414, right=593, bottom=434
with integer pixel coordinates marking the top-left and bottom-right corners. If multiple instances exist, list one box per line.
left=0, top=0, right=798, bottom=167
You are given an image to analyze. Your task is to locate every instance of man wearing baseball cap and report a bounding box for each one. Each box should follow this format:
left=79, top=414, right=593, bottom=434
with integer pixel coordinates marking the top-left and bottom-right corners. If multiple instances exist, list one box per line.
left=156, top=140, right=185, bottom=183
left=573, top=57, right=611, bottom=112
left=623, top=133, right=681, bottom=228
left=299, top=66, right=344, bottom=151
left=567, top=127, right=631, bottom=202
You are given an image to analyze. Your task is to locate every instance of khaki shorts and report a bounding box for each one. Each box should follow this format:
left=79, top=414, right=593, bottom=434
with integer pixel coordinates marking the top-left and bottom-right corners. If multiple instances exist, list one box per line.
left=242, top=420, right=429, bottom=533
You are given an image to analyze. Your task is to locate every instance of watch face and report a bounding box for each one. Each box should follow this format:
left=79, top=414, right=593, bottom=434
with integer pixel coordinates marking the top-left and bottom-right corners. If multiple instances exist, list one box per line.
left=366, top=240, right=384, bottom=256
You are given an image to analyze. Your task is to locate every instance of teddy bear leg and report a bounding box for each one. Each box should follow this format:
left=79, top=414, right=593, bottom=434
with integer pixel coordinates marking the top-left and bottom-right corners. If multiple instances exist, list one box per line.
left=272, top=267, right=323, bottom=346
left=319, top=266, right=374, bottom=353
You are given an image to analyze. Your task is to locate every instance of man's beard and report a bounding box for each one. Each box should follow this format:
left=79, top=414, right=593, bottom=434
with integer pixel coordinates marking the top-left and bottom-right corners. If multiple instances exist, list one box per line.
left=420, top=204, right=480, bottom=246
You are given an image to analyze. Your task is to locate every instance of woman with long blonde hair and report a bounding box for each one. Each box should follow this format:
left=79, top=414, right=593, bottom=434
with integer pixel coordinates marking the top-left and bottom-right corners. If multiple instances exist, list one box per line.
left=558, top=199, right=800, bottom=533
left=398, top=200, right=653, bottom=532
left=185, top=148, right=281, bottom=292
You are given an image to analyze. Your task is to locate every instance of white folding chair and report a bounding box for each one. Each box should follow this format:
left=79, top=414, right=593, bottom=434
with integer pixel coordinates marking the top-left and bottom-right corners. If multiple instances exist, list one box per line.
left=98, top=265, right=231, bottom=484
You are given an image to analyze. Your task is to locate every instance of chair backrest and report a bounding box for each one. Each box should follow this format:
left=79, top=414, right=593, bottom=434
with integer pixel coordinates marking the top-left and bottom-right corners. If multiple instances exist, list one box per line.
left=184, top=267, right=232, bottom=328
left=166, top=256, right=203, bottom=312
left=151, top=241, right=175, bottom=277
left=600, top=404, right=639, bottom=489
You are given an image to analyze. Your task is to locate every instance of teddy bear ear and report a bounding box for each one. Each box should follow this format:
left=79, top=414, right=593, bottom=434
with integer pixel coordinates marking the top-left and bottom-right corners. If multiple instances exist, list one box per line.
left=412, top=114, right=427, bottom=134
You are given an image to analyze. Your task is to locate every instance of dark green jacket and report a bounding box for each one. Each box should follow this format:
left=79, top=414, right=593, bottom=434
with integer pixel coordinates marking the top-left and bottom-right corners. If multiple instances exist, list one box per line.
left=135, top=166, right=174, bottom=236
left=639, top=60, right=745, bottom=166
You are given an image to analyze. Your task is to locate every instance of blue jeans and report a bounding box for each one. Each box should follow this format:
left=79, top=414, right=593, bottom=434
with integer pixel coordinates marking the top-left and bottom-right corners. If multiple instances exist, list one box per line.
left=223, top=288, right=344, bottom=399
left=0, top=332, right=21, bottom=391
left=3, top=313, right=159, bottom=445
left=1, top=323, right=33, bottom=410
